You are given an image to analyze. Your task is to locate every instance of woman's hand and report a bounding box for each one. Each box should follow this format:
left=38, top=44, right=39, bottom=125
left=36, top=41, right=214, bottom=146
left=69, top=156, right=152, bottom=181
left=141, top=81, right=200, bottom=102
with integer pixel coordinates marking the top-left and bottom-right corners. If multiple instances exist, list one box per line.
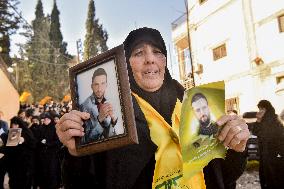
left=55, top=110, right=89, bottom=156
left=217, top=115, right=250, bottom=152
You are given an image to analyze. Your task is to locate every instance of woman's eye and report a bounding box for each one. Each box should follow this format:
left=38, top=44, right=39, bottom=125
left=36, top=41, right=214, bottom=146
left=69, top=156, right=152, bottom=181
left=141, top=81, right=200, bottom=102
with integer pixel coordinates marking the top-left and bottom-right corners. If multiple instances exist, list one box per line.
left=133, top=50, right=143, bottom=57
left=153, top=49, right=162, bottom=54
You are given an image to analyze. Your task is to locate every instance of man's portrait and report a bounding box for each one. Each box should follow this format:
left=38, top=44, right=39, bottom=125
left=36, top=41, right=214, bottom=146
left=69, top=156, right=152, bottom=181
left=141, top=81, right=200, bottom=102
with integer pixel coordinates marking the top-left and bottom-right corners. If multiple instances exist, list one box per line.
left=191, top=93, right=218, bottom=136
left=75, top=59, right=125, bottom=145
left=191, top=93, right=219, bottom=148
left=79, top=68, right=118, bottom=144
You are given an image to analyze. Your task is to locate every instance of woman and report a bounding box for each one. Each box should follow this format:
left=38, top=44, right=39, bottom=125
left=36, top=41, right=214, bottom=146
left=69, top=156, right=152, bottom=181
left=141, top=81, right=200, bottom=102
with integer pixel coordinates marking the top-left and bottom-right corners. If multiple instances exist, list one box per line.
left=4, top=116, right=36, bottom=189
left=56, top=27, right=249, bottom=189
left=253, top=100, right=284, bottom=189
left=38, top=113, right=62, bottom=189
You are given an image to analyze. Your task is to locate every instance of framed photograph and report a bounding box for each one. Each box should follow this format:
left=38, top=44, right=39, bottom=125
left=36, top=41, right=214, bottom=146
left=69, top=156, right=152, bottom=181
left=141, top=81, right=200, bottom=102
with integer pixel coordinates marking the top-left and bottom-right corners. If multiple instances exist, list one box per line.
left=69, top=44, right=138, bottom=156
left=6, top=128, right=22, bottom=146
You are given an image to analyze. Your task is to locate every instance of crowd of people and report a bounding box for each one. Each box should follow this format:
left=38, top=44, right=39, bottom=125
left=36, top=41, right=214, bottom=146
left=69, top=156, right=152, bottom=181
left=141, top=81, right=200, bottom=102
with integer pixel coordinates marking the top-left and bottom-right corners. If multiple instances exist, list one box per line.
left=0, top=101, right=72, bottom=189
left=0, top=27, right=283, bottom=189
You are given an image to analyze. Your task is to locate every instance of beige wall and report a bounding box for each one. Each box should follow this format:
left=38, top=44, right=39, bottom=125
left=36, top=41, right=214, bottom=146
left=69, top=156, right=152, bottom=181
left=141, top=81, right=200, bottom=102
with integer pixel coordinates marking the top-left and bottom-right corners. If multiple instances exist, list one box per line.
left=0, top=68, right=19, bottom=123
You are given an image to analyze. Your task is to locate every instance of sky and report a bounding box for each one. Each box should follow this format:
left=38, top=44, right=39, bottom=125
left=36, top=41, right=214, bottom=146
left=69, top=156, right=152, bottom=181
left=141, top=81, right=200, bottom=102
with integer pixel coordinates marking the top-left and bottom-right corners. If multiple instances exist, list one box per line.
left=11, top=0, right=186, bottom=79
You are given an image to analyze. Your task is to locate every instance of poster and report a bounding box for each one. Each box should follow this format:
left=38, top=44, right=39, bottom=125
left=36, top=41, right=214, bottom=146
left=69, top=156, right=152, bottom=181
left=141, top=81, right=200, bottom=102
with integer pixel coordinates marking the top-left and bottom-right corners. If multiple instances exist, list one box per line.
left=180, top=81, right=226, bottom=179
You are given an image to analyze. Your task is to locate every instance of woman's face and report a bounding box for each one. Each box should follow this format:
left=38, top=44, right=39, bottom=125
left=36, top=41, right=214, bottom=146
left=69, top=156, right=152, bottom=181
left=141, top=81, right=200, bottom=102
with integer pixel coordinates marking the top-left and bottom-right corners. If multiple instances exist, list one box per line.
left=11, top=123, right=19, bottom=128
left=129, top=43, right=166, bottom=92
left=256, top=107, right=266, bottom=121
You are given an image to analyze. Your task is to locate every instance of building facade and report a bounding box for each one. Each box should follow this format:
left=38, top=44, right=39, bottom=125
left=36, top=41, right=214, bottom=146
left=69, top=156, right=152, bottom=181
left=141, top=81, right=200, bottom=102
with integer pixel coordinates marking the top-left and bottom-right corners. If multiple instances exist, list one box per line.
left=0, top=56, right=20, bottom=122
left=172, top=0, right=284, bottom=114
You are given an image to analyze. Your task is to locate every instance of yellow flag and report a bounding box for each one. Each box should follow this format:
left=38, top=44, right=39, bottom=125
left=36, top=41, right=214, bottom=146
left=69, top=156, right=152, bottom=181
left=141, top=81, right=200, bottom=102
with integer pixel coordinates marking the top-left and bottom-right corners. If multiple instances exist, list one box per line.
left=62, top=94, right=71, bottom=102
left=39, top=96, right=52, bottom=105
left=19, top=92, right=31, bottom=103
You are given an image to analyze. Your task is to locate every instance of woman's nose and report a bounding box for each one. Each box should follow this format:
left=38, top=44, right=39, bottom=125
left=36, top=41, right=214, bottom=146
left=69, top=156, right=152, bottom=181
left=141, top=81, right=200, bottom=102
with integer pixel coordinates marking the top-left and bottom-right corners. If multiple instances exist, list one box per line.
left=144, top=51, right=155, bottom=64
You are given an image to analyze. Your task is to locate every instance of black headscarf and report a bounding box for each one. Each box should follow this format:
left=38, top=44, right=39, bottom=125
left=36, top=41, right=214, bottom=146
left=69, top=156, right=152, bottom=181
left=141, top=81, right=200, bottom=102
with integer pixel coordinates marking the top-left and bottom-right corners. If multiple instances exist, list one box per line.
left=123, top=27, right=184, bottom=125
left=257, top=100, right=277, bottom=121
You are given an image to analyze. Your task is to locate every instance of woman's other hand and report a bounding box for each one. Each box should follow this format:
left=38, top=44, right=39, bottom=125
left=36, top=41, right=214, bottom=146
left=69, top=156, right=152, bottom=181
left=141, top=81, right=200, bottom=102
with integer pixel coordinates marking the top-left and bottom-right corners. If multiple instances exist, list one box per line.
left=55, top=110, right=89, bottom=156
left=217, top=115, right=250, bottom=152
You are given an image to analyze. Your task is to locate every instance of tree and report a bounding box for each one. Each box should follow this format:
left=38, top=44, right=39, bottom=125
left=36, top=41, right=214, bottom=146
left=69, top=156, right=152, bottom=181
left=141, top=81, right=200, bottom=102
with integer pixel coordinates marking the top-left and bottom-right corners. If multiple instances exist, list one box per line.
left=98, top=23, right=108, bottom=52
left=49, top=0, right=71, bottom=101
left=0, top=0, right=21, bottom=65
left=83, top=0, right=108, bottom=60
left=25, top=0, right=52, bottom=102
left=20, top=0, right=72, bottom=102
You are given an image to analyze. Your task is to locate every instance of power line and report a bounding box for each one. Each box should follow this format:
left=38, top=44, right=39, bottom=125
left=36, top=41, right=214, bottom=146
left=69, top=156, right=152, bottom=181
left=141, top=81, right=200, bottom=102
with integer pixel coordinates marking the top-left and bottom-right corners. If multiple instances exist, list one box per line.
left=27, top=57, right=69, bottom=66
left=7, top=1, right=73, bottom=61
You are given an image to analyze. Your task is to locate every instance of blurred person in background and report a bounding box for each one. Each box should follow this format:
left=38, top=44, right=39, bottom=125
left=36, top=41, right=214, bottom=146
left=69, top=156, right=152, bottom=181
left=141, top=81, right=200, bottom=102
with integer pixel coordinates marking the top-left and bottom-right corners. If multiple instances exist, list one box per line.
left=17, top=109, right=27, bottom=122
left=0, top=111, right=8, bottom=189
left=4, top=116, right=36, bottom=189
left=30, top=116, right=42, bottom=189
left=38, top=113, right=61, bottom=189
left=252, top=100, right=284, bottom=189
left=0, top=111, right=8, bottom=134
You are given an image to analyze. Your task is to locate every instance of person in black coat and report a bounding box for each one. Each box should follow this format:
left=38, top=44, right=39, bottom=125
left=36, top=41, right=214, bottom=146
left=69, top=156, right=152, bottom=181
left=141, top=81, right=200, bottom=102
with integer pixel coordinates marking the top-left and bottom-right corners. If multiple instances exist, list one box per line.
left=4, top=116, right=36, bottom=189
left=56, top=27, right=250, bottom=189
left=0, top=111, right=8, bottom=189
left=29, top=115, right=42, bottom=189
left=38, top=113, right=61, bottom=189
left=252, top=100, right=284, bottom=189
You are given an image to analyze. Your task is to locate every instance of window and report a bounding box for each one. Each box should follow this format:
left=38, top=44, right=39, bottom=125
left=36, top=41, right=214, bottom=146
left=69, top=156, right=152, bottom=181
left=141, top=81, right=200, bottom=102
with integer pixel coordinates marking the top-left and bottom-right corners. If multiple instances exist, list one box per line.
left=276, top=75, right=284, bottom=84
left=225, top=97, right=239, bottom=114
left=278, top=14, right=284, bottom=33
left=199, top=0, right=208, bottom=4
left=213, top=44, right=227, bottom=61
left=275, top=75, right=284, bottom=95
left=183, top=48, right=192, bottom=76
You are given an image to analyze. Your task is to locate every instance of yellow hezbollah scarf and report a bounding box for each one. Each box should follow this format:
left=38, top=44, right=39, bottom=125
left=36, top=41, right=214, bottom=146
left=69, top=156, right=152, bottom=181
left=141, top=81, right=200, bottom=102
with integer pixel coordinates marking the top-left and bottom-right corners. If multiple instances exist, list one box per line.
left=133, top=93, right=206, bottom=189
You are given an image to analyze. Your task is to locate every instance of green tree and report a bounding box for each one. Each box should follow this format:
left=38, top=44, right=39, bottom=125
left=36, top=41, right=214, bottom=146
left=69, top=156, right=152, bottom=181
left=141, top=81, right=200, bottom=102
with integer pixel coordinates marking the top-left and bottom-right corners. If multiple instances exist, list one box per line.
left=0, top=0, right=21, bottom=65
left=15, top=46, right=33, bottom=96
left=49, top=0, right=71, bottom=101
left=26, top=0, right=52, bottom=102
left=21, top=0, right=72, bottom=102
left=83, top=0, right=108, bottom=60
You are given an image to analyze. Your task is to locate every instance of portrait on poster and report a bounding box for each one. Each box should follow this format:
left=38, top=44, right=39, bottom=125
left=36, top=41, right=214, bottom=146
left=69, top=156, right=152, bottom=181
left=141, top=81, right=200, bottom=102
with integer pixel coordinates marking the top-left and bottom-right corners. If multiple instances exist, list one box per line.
left=180, top=81, right=227, bottom=179
left=69, top=45, right=137, bottom=156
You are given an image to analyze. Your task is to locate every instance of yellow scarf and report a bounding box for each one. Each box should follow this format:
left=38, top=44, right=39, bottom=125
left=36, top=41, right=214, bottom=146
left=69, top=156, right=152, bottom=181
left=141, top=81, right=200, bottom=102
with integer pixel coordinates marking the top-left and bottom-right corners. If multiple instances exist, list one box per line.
left=133, top=93, right=206, bottom=189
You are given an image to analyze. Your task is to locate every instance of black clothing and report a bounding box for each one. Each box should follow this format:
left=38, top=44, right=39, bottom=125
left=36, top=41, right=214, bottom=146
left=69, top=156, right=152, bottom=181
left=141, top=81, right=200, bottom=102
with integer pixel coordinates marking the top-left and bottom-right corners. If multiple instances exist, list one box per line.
left=30, top=123, right=42, bottom=188
left=38, top=121, right=61, bottom=189
left=0, top=132, right=7, bottom=189
left=123, top=27, right=167, bottom=63
left=252, top=116, right=284, bottom=189
left=204, top=150, right=247, bottom=189
left=3, top=118, right=36, bottom=189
